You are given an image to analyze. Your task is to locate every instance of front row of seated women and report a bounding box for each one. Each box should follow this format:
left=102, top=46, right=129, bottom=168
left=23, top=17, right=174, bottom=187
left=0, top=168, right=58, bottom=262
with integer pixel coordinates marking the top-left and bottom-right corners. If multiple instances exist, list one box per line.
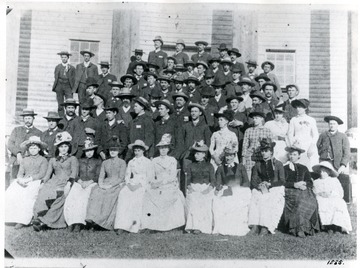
left=5, top=132, right=352, bottom=237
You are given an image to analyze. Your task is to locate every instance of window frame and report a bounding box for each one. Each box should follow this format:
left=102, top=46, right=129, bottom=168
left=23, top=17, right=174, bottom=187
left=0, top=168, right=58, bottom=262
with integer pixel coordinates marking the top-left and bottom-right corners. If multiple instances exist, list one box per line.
left=69, top=39, right=100, bottom=65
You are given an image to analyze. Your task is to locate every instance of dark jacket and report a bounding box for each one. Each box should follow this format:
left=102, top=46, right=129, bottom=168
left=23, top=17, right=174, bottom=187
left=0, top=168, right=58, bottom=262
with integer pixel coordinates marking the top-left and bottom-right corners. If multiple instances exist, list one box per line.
left=172, top=51, right=189, bottom=65
left=127, top=60, right=147, bottom=75
left=148, top=50, right=168, bottom=71
left=283, top=99, right=298, bottom=123
left=41, top=127, right=61, bottom=159
left=284, top=163, right=312, bottom=188
left=96, top=121, right=129, bottom=157
left=186, top=161, right=215, bottom=186
left=152, top=116, right=179, bottom=158
left=250, top=158, right=285, bottom=190
left=215, top=162, right=250, bottom=189
left=191, top=52, right=212, bottom=65
left=97, top=73, right=117, bottom=99
left=58, top=115, right=78, bottom=133
left=128, top=113, right=155, bottom=148
left=52, top=63, right=75, bottom=91
left=77, top=157, right=102, bottom=182
left=8, top=126, right=43, bottom=157
left=74, top=62, right=98, bottom=93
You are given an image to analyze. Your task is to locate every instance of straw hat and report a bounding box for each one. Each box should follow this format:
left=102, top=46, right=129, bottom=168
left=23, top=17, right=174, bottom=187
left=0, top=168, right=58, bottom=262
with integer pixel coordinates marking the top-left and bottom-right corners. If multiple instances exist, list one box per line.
left=191, top=140, right=209, bottom=152
left=83, top=137, right=98, bottom=151
left=128, top=140, right=149, bottom=151
left=156, top=134, right=172, bottom=147
left=312, top=161, right=338, bottom=177
left=20, top=136, right=47, bottom=150
left=54, top=131, right=72, bottom=146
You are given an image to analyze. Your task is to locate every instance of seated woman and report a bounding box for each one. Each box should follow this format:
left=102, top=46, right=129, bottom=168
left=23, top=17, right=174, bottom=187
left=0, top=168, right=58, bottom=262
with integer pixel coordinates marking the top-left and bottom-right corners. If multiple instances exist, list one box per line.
left=64, top=137, right=102, bottom=232
left=114, top=140, right=155, bottom=234
left=86, top=136, right=126, bottom=231
left=312, top=162, right=352, bottom=234
left=5, top=136, right=48, bottom=229
left=283, top=146, right=320, bottom=238
left=212, top=144, right=251, bottom=236
left=33, top=132, right=79, bottom=231
left=209, top=110, right=239, bottom=171
left=185, top=141, right=215, bottom=234
left=248, top=138, right=285, bottom=236
left=141, top=134, right=186, bottom=232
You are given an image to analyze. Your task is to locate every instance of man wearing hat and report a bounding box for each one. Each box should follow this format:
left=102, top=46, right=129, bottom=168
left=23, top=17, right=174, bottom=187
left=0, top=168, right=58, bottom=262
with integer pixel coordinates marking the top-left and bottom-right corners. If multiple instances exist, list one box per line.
left=84, top=77, right=99, bottom=108
left=236, top=77, right=255, bottom=113
left=217, top=43, right=229, bottom=61
left=58, top=98, right=79, bottom=132
left=148, top=36, right=168, bottom=71
left=259, top=61, right=281, bottom=99
left=195, top=61, right=208, bottom=85
left=8, top=108, right=43, bottom=178
left=211, top=81, right=228, bottom=111
left=142, top=71, right=160, bottom=100
left=165, top=56, right=176, bottom=72
left=209, top=57, right=224, bottom=83
left=74, top=51, right=98, bottom=104
left=172, top=39, right=189, bottom=65
left=191, top=41, right=212, bottom=65
left=41, top=111, right=62, bottom=159
left=172, top=92, right=191, bottom=127
left=53, top=51, right=76, bottom=117
left=116, top=88, right=136, bottom=127
left=96, top=103, right=129, bottom=160
left=173, top=76, right=186, bottom=94
left=262, top=82, right=280, bottom=122
left=183, top=60, right=199, bottom=80
left=224, top=67, right=242, bottom=96
left=127, top=49, right=147, bottom=75
left=96, top=61, right=117, bottom=99
left=93, top=92, right=107, bottom=123
left=245, top=60, right=258, bottom=81
left=106, top=81, right=122, bottom=109
left=200, top=86, right=218, bottom=130
left=157, top=75, right=174, bottom=103
left=132, top=62, right=148, bottom=97
left=283, top=84, right=300, bottom=122
left=249, top=91, right=267, bottom=114
left=173, top=64, right=187, bottom=81
left=228, top=48, right=246, bottom=75
left=185, top=76, right=201, bottom=103
left=219, top=57, right=233, bottom=85
left=317, top=116, right=351, bottom=203
left=254, top=73, right=271, bottom=92
left=147, top=87, right=162, bottom=121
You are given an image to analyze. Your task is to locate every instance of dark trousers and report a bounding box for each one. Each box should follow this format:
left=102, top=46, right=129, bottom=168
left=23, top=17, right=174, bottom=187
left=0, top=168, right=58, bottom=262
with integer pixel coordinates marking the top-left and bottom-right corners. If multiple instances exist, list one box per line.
left=77, top=83, right=87, bottom=104
left=55, top=83, right=73, bottom=117
left=338, top=174, right=352, bottom=203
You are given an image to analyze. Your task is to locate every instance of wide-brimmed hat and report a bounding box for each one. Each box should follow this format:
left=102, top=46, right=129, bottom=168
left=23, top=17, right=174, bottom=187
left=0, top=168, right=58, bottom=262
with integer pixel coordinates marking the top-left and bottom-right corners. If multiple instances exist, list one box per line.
left=250, top=91, right=267, bottom=102
left=80, top=50, right=95, bottom=57
left=108, top=135, right=121, bottom=151
left=285, top=146, right=305, bottom=154
left=214, top=110, right=234, bottom=122
left=220, top=57, right=233, bottom=65
left=238, top=77, right=255, bottom=87
left=249, top=111, right=266, bottom=119
left=156, top=133, right=173, bottom=147
left=209, top=57, right=221, bottom=64
left=144, top=71, right=158, bottom=80
left=217, top=43, right=228, bottom=51
left=324, top=116, right=344, bottom=125
left=85, top=77, right=99, bottom=88
left=20, top=108, right=37, bottom=116
left=245, top=59, right=257, bottom=66
left=134, top=96, right=150, bottom=110
left=155, top=99, right=174, bottom=114
left=20, top=136, right=47, bottom=150
left=184, top=60, right=196, bottom=67
left=313, top=161, right=338, bottom=177
left=196, top=61, right=208, bottom=70
left=195, top=41, right=208, bottom=46
left=223, top=142, right=238, bottom=154
left=60, top=98, right=79, bottom=107
left=120, top=74, right=137, bottom=85
left=83, top=137, right=98, bottom=151
left=185, top=76, right=200, bottom=85
left=188, top=103, right=205, bottom=114
left=157, top=75, right=172, bottom=83
left=261, top=61, right=275, bottom=70
left=228, top=48, right=241, bottom=57
left=162, top=69, right=176, bottom=76
left=84, top=127, right=96, bottom=136
left=285, top=84, right=300, bottom=92
left=148, top=88, right=162, bottom=99
left=57, top=51, right=72, bottom=57
left=201, top=86, right=215, bottom=97
left=226, top=95, right=243, bottom=103
left=80, top=100, right=96, bottom=109
left=167, top=56, right=177, bottom=64
left=212, top=81, right=226, bottom=88
left=172, top=91, right=189, bottom=102
left=232, top=67, right=242, bottom=74
left=133, top=49, right=144, bottom=54
left=43, top=111, right=62, bottom=121
left=258, top=138, right=276, bottom=151
left=174, top=64, right=187, bottom=71
left=128, top=139, right=149, bottom=151
left=262, top=81, right=278, bottom=92
left=291, top=99, right=310, bottom=109
left=147, top=62, right=160, bottom=70
left=274, top=104, right=285, bottom=113
left=254, top=74, right=271, bottom=82
left=153, top=36, right=164, bottom=45
left=99, top=61, right=111, bottom=68
left=133, top=61, right=147, bottom=70
left=54, top=131, right=72, bottom=146
left=172, top=76, right=185, bottom=83
left=109, top=81, right=123, bottom=88
left=94, top=92, right=107, bottom=104
left=191, top=140, right=209, bottom=152
left=104, top=102, right=119, bottom=113
left=205, top=70, right=215, bottom=79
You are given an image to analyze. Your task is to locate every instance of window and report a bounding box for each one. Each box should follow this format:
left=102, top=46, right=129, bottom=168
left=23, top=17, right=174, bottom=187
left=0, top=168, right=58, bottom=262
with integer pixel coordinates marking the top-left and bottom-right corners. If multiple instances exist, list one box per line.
left=266, top=49, right=296, bottom=89
left=69, top=39, right=100, bottom=65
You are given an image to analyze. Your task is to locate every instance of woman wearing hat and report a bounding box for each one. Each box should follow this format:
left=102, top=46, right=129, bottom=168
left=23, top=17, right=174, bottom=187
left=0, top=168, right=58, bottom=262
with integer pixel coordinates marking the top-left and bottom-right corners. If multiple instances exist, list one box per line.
left=86, top=136, right=126, bottom=231
left=114, top=140, right=155, bottom=234
left=33, top=132, right=79, bottom=231
left=242, top=112, right=273, bottom=178
left=248, top=138, right=285, bottom=236
left=141, top=134, right=186, bottom=232
left=185, top=141, right=216, bottom=234
left=282, top=146, right=320, bottom=238
left=264, top=105, right=289, bottom=163
left=212, top=144, right=251, bottom=236
left=209, top=110, right=239, bottom=171
left=64, top=137, right=102, bottom=232
left=287, top=99, right=319, bottom=170
left=312, top=162, right=352, bottom=234
left=5, top=136, right=48, bottom=229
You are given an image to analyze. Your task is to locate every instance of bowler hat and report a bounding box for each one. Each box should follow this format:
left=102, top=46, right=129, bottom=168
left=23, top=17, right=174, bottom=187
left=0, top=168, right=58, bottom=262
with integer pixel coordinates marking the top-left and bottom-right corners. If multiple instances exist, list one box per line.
left=155, top=99, right=174, bottom=114
left=157, top=75, right=172, bottom=83
left=43, top=111, right=62, bottom=121
left=85, top=77, right=99, bottom=88
left=156, top=133, right=173, bottom=147
left=209, top=57, right=221, bottom=64
left=196, top=61, right=208, bottom=70
left=254, top=74, right=271, bottom=82
left=60, top=98, right=79, bottom=107
left=172, top=76, right=185, bottom=83
left=261, top=61, right=275, bottom=70
left=249, top=111, right=266, bottom=119
left=250, top=91, right=267, bottom=102
left=57, top=51, right=72, bottom=57
left=232, top=67, right=242, bottom=74
left=185, top=76, right=200, bottom=85
left=153, top=36, right=164, bottom=45
left=226, top=95, right=244, bottom=103
left=174, top=64, right=187, bottom=71
left=99, top=61, right=111, bottom=67
left=94, top=92, right=107, bottom=104
left=133, top=49, right=144, bottom=54
left=162, top=69, right=176, bottom=76
left=195, top=41, right=208, bottom=46
left=82, top=137, right=98, bottom=151
left=120, top=74, right=137, bottom=85
left=109, top=81, right=123, bottom=88
left=172, top=91, right=189, bottom=102
left=20, top=108, right=37, bottom=116
left=204, top=70, right=215, bottom=79
left=217, top=43, right=228, bottom=51
left=54, top=131, right=72, bottom=146
left=324, top=116, right=344, bottom=125
left=262, top=81, right=278, bottom=92
left=220, top=57, right=233, bottom=65
left=191, top=140, right=209, bottom=152
left=238, top=77, right=255, bottom=87
left=128, top=139, right=149, bottom=151
left=228, top=48, right=242, bottom=57
left=201, top=86, right=215, bottom=97
left=291, top=99, right=310, bottom=109
left=144, top=71, right=158, bottom=80
left=214, top=110, right=234, bottom=122
left=167, top=56, right=177, bottom=64
left=245, top=60, right=258, bottom=66
left=212, top=81, right=226, bottom=88
left=274, top=104, right=285, bottom=113
left=147, top=62, right=160, bottom=70
left=20, top=136, right=47, bottom=150
left=286, top=84, right=300, bottom=92
left=80, top=50, right=95, bottom=57
left=149, top=88, right=162, bottom=99
left=80, top=100, right=96, bottom=109
left=176, top=39, right=186, bottom=48
left=258, top=138, right=276, bottom=151
left=184, top=60, right=195, bottom=67
left=133, top=61, right=147, bottom=70
left=187, top=103, right=205, bottom=114
left=133, top=96, right=150, bottom=110
left=313, top=161, right=338, bottom=177
left=104, top=102, right=119, bottom=113
left=285, top=146, right=305, bottom=154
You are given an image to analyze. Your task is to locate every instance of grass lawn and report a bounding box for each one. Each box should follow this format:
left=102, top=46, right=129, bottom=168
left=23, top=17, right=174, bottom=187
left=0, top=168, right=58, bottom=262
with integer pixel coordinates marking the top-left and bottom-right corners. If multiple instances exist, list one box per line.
left=5, top=203, right=357, bottom=260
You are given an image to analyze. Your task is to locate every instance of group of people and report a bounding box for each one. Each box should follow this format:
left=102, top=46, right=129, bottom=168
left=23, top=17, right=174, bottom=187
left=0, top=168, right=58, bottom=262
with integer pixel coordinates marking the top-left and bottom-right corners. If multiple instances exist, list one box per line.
left=5, top=36, right=353, bottom=238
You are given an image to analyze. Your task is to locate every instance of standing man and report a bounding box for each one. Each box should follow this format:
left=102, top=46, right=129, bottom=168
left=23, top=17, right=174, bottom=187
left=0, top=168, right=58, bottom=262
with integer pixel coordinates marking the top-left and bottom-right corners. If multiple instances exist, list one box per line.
left=262, top=82, right=279, bottom=122
left=254, top=73, right=271, bottom=92
left=58, top=98, right=79, bottom=132
left=93, top=92, right=107, bottom=123
left=172, top=92, right=190, bottom=127
left=132, top=62, right=148, bottom=97
left=317, top=116, right=352, bottom=203
left=158, top=75, right=174, bottom=102
left=52, top=51, right=75, bottom=117
left=116, top=88, right=136, bottom=127
left=259, top=61, right=282, bottom=100
left=228, top=48, right=246, bottom=75
left=283, top=84, right=300, bottom=122
left=41, top=111, right=62, bottom=160
left=8, top=108, right=43, bottom=178
left=127, top=49, right=147, bottom=74
left=224, top=67, right=242, bottom=96
left=217, top=43, right=229, bottom=61
left=200, top=86, right=218, bottom=130
left=185, top=76, right=201, bottom=103
left=219, top=57, right=233, bottom=84
left=173, top=39, right=189, bottom=65
left=245, top=60, right=258, bottom=81
left=237, top=77, right=255, bottom=113
left=148, top=36, right=168, bottom=71
left=191, top=41, right=212, bottom=65
left=74, top=50, right=98, bottom=104
left=97, top=61, right=117, bottom=99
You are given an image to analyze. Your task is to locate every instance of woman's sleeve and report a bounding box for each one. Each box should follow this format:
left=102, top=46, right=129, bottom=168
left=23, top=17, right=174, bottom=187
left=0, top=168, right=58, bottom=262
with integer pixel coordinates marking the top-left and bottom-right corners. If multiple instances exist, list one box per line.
left=16, top=161, right=25, bottom=178
left=214, top=166, right=222, bottom=189
left=32, top=158, right=48, bottom=181
left=93, top=160, right=102, bottom=183
left=119, top=160, right=127, bottom=184
left=311, top=118, right=319, bottom=143
left=271, top=162, right=285, bottom=187
left=124, top=161, right=132, bottom=183
left=287, top=118, right=295, bottom=145
left=168, top=158, right=178, bottom=183
left=70, top=157, right=79, bottom=179
left=98, top=162, right=106, bottom=185
left=146, top=160, right=156, bottom=184
left=330, top=178, right=344, bottom=198
left=209, top=133, right=216, bottom=155
left=242, top=129, right=249, bottom=157
left=42, top=158, right=54, bottom=183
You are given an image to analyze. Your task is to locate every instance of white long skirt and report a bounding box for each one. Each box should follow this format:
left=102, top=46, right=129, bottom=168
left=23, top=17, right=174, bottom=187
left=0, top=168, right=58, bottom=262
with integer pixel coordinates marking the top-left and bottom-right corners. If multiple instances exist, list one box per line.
left=316, top=196, right=352, bottom=233
left=5, top=179, right=42, bottom=225
left=114, top=184, right=146, bottom=233
left=212, top=186, right=251, bottom=236
left=64, top=182, right=96, bottom=226
left=185, top=183, right=214, bottom=234
left=248, top=186, right=285, bottom=234
left=141, top=184, right=186, bottom=231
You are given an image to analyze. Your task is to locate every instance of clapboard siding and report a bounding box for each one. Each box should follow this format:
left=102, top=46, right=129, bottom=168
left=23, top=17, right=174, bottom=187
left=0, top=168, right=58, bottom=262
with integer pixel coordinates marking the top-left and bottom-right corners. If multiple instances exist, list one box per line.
left=211, top=10, right=233, bottom=54
left=309, top=10, right=331, bottom=133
